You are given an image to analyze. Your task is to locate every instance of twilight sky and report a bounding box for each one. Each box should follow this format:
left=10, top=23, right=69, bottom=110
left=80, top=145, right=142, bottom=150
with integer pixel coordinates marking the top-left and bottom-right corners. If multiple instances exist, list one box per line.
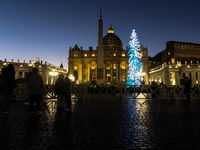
left=1, top=0, right=200, bottom=70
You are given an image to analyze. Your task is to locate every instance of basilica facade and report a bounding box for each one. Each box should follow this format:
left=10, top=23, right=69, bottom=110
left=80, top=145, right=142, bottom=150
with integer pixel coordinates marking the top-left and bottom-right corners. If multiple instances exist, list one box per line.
left=68, top=24, right=149, bottom=84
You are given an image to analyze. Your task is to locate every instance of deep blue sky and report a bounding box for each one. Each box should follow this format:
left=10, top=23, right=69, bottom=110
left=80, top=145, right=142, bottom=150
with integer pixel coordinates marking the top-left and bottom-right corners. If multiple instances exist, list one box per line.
left=1, top=0, right=200, bottom=70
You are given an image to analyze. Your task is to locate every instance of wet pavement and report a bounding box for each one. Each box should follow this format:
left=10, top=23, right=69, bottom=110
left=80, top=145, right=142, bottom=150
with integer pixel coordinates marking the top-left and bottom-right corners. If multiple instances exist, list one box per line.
left=0, top=99, right=200, bottom=150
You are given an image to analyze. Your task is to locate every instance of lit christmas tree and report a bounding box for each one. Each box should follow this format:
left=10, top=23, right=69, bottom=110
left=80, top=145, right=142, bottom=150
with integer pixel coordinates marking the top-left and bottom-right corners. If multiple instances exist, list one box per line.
left=127, top=29, right=143, bottom=86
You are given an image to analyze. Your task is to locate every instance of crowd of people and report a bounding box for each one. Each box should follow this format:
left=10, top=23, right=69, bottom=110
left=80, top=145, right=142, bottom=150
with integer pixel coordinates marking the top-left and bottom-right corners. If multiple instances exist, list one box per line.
left=0, top=64, right=71, bottom=115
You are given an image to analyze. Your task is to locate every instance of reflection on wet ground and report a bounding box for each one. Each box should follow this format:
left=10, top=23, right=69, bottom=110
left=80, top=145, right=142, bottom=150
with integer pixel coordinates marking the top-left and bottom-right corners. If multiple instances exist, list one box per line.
left=0, top=99, right=200, bottom=149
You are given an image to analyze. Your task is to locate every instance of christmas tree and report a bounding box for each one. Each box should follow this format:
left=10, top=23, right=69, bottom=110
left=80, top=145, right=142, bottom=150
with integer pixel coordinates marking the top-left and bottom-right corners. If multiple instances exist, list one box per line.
left=127, top=29, right=143, bottom=86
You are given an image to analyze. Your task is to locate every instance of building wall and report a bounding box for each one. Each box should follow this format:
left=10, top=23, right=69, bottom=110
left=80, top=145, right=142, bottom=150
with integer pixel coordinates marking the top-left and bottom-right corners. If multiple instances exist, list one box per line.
left=149, top=41, right=200, bottom=86
left=0, top=58, right=67, bottom=85
left=68, top=45, right=130, bottom=83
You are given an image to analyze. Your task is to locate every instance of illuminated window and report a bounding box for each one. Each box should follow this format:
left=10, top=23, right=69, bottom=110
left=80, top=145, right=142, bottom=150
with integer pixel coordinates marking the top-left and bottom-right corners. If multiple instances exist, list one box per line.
left=74, top=63, right=78, bottom=70
left=106, top=74, right=111, bottom=81
left=121, top=62, right=126, bottom=69
left=74, top=52, right=78, bottom=57
left=168, top=52, right=170, bottom=55
left=122, top=53, right=125, bottom=57
left=113, top=63, right=116, bottom=69
left=92, top=53, right=95, bottom=57
left=106, top=63, right=111, bottom=69
left=113, top=53, right=116, bottom=56
left=84, top=54, right=87, bottom=57
left=91, top=61, right=96, bottom=70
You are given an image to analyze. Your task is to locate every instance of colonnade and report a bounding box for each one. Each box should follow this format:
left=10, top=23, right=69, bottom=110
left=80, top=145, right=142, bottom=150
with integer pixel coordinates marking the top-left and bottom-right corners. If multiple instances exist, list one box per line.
left=69, top=61, right=128, bottom=83
left=150, top=70, right=200, bottom=86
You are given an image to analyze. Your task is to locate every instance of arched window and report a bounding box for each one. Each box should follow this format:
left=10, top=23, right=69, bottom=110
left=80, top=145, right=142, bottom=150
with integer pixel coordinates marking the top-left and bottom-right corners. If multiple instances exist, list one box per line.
left=106, top=62, right=111, bottom=70
left=121, top=61, right=126, bottom=70
left=74, top=62, right=78, bottom=70
left=91, top=61, right=96, bottom=70
left=74, top=52, right=78, bottom=57
left=113, top=63, right=116, bottom=69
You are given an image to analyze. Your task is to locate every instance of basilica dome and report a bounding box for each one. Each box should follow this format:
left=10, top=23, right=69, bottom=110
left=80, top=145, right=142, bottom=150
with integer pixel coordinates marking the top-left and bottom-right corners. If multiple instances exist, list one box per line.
left=103, top=24, right=123, bottom=51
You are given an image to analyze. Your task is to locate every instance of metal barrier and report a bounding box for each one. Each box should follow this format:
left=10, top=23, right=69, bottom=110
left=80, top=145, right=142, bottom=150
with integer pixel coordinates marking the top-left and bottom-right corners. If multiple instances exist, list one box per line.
left=12, top=84, right=200, bottom=100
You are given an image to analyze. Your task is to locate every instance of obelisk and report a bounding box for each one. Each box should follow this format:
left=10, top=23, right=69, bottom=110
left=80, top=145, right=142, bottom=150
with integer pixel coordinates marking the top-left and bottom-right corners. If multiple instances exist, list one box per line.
left=97, top=9, right=104, bottom=84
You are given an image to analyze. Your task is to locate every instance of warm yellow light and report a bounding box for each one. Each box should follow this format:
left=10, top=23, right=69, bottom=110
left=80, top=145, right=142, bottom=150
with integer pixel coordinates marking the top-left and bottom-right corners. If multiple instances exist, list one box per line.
left=106, top=64, right=111, bottom=70
left=121, top=62, right=126, bottom=69
left=108, top=30, right=114, bottom=33
left=113, top=53, right=116, bottom=56
left=137, top=72, right=145, bottom=76
left=74, top=52, right=78, bottom=57
left=92, top=54, right=95, bottom=57
left=74, top=63, right=78, bottom=70
left=49, top=72, right=58, bottom=76
left=69, top=74, right=75, bottom=81
left=113, top=63, right=116, bottom=69
left=84, top=54, right=87, bottom=57
left=122, top=53, right=125, bottom=57
left=91, top=61, right=96, bottom=70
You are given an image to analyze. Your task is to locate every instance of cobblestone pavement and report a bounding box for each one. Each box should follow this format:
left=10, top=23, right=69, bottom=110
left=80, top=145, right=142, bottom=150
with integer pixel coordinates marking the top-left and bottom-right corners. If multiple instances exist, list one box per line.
left=1, top=99, right=200, bottom=150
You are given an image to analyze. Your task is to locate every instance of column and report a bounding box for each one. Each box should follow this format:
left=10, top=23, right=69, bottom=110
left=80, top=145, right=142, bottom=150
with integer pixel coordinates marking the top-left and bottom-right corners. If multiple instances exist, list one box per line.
left=22, top=72, right=25, bottom=78
left=119, top=66, right=122, bottom=81
left=191, top=72, right=195, bottom=86
left=46, top=74, right=49, bottom=84
left=103, top=64, right=105, bottom=82
left=79, top=63, right=83, bottom=83
left=111, top=63, right=113, bottom=81
left=81, top=62, right=84, bottom=83
left=15, top=71, right=19, bottom=79
left=186, top=72, right=188, bottom=78
left=70, top=63, right=73, bottom=75
left=88, top=63, right=90, bottom=81
left=95, top=61, right=97, bottom=81
left=165, top=71, right=170, bottom=86
left=175, top=72, right=180, bottom=85
left=116, top=63, right=119, bottom=81
left=162, top=73, right=165, bottom=84
left=51, top=76, right=53, bottom=85
left=198, top=72, right=200, bottom=85
left=95, top=69, right=97, bottom=81
left=126, top=69, right=128, bottom=82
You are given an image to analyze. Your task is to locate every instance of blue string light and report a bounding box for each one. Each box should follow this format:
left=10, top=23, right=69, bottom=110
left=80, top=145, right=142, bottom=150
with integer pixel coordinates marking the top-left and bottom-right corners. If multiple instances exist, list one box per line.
left=127, top=29, right=143, bottom=87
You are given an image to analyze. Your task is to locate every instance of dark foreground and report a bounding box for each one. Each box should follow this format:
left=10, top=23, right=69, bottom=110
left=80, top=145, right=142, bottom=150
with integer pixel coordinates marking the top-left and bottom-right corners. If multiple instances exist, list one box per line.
left=0, top=99, right=200, bottom=150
